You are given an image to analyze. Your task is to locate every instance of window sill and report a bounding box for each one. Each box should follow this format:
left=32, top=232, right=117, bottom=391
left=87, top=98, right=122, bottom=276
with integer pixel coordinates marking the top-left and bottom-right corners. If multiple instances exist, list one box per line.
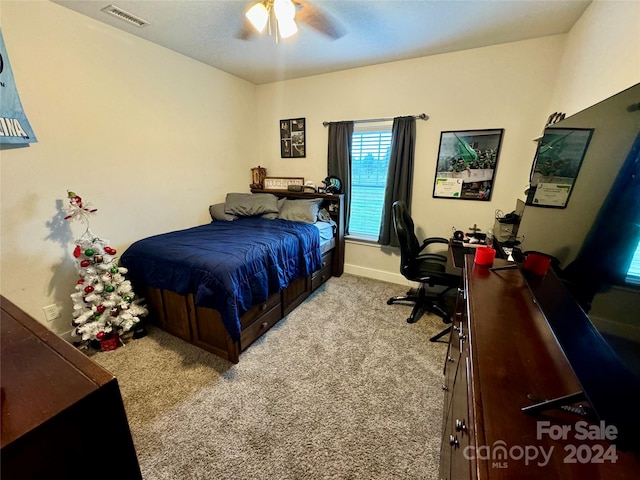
left=345, top=235, right=380, bottom=247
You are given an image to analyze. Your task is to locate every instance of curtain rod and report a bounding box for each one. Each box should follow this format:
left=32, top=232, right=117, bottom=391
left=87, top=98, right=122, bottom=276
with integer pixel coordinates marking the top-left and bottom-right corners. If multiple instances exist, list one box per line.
left=322, top=113, right=428, bottom=127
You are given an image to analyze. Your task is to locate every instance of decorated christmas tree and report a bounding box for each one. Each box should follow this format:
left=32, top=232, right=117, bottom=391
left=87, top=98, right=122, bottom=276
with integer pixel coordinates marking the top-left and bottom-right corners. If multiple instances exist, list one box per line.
left=64, top=191, right=147, bottom=349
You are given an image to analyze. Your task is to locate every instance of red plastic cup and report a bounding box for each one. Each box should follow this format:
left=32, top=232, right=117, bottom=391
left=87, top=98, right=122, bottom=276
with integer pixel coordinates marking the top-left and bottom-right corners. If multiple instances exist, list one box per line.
left=474, top=247, right=496, bottom=266
left=523, top=253, right=552, bottom=275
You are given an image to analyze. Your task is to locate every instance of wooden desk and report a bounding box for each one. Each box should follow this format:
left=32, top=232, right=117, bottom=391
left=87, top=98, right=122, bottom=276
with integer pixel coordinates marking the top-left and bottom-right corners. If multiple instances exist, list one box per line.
left=1, top=296, right=142, bottom=480
left=439, top=256, right=640, bottom=479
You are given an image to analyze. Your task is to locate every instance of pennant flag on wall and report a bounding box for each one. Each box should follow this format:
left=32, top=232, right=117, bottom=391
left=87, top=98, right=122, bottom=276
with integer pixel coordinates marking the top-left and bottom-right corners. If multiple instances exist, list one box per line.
left=0, top=27, right=37, bottom=145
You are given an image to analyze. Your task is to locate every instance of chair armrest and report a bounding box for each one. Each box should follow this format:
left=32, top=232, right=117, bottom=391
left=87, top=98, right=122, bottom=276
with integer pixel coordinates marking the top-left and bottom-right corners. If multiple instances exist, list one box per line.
left=416, top=253, right=448, bottom=262
left=418, top=237, right=450, bottom=255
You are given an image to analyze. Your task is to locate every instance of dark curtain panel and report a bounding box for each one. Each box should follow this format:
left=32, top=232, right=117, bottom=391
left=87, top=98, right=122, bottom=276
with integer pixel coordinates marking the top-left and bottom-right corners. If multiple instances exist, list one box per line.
left=327, top=121, right=354, bottom=231
left=379, top=116, right=416, bottom=247
left=563, top=132, right=640, bottom=308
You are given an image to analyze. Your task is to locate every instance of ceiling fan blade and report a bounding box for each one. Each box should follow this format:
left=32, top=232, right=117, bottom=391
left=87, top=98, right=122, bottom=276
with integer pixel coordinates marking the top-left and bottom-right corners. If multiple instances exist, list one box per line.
left=294, top=0, right=345, bottom=39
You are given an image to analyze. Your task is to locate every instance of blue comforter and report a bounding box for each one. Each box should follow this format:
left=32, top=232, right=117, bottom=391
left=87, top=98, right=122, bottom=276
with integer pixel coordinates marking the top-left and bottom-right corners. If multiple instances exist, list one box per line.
left=120, top=217, right=321, bottom=341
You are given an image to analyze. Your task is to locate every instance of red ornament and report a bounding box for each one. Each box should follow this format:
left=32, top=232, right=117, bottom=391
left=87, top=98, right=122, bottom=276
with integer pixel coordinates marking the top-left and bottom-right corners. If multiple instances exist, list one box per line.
left=73, top=245, right=82, bottom=258
left=96, top=305, right=106, bottom=313
left=96, top=331, right=105, bottom=340
left=80, top=260, right=90, bottom=268
left=77, top=278, right=85, bottom=284
left=104, top=246, right=117, bottom=255
left=84, top=285, right=94, bottom=293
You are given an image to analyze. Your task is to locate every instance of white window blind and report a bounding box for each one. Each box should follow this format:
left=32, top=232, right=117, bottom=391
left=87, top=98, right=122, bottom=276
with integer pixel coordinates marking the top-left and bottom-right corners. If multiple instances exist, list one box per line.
left=349, top=121, right=393, bottom=239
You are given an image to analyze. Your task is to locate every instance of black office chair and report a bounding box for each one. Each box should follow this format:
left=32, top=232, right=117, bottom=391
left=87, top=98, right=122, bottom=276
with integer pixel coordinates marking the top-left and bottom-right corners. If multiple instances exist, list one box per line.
left=386, top=201, right=461, bottom=330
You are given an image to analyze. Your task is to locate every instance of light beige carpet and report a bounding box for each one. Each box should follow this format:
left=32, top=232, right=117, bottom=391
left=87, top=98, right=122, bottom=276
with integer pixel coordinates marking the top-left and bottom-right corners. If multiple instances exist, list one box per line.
left=92, top=274, right=449, bottom=480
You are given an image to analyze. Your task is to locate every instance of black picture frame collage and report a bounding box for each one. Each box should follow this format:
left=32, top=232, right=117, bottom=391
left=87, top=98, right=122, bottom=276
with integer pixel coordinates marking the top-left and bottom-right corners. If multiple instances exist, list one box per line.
left=280, top=118, right=305, bottom=158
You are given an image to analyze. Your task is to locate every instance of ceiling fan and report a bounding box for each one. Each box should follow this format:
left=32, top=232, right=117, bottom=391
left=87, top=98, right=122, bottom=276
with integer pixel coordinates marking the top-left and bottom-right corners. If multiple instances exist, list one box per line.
left=238, top=0, right=344, bottom=42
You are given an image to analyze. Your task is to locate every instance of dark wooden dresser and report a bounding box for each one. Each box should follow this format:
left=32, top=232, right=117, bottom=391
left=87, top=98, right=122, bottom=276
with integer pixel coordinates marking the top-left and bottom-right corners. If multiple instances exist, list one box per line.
left=440, top=257, right=640, bottom=479
left=1, top=296, right=141, bottom=480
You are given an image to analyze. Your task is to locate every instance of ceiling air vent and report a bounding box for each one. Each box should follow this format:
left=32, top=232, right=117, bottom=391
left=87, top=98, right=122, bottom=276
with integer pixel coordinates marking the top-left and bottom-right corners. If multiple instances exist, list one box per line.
left=101, top=5, right=149, bottom=28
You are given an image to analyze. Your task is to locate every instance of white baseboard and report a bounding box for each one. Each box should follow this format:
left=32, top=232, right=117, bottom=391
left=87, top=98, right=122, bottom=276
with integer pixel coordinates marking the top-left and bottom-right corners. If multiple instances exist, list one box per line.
left=344, top=264, right=413, bottom=287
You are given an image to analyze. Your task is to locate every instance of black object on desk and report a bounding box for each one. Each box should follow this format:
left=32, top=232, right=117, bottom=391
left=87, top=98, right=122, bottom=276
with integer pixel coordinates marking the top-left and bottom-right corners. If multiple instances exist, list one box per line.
left=449, top=240, right=505, bottom=268
left=449, top=241, right=475, bottom=269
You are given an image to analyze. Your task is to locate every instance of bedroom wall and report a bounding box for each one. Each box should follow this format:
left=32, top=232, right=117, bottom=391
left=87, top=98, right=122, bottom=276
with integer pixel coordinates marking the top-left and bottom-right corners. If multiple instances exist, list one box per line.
left=255, top=36, right=565, bottom=283
left=0, top=1, right=257, bottom=335
left=549, top=0, right=640, bottom=117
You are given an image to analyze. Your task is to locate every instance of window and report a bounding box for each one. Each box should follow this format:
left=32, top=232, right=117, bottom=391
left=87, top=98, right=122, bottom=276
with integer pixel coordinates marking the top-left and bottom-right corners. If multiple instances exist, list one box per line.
left=348, top=121, right=393, bottom=240
left=625, top=239, right=640, bottom=286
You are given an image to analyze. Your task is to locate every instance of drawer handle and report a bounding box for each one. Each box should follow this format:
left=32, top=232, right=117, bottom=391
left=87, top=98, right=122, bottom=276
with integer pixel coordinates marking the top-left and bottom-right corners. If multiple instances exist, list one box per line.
left=449, top=435, right=459, bottom=448
left=261, top=304, right=267, bottom=311
left=459, top=334, right=467, bottom=341
left=455, top=419, right=467, bottom=432
left=453, top=326, right=460, bottom=332
left=260, top=321, right=268, bottom=329
left=447, top=356, right=454, bottom=363
left=442, top=384, right=448, bottom=391
left=322, top=261, right=328, bottom=267
left=321, top=275, right=327, bottom=281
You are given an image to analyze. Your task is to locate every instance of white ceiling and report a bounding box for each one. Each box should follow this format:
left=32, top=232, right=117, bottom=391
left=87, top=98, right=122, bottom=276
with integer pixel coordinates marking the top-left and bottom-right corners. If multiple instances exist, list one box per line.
left=53, top=0, right=592, bottom=85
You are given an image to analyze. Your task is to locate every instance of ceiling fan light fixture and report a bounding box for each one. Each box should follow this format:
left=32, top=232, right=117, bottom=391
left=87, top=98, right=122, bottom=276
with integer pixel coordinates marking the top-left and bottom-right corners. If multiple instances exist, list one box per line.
left=277, top=17, right=298, bottom=39
left=274, top=0, right=295, bottom=20
left=246, top=2, right=269, bottom=33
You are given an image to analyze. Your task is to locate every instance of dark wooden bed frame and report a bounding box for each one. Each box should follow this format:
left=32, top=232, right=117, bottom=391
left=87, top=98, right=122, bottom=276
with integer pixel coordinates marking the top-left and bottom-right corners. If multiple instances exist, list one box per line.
left=139, top=191, right=345, bottom=363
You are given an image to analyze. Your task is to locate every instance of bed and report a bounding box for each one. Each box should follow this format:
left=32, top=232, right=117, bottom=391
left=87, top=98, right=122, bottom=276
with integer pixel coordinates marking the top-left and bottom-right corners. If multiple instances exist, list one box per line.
left=120, top=191, right=344, bottom=363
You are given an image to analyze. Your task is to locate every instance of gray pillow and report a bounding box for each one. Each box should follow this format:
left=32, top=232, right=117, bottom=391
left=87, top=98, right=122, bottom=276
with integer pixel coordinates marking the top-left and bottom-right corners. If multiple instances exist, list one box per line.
left=279, top=198, right=322, bottom=223
left=209, top=203, right=238, bottom=222
left=224, top=193, right=279, bottom=217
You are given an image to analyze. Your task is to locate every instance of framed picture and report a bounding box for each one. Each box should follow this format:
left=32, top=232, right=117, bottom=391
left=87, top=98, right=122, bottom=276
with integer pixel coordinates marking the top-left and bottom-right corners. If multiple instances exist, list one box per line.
left=433, top=129, right=504, bottom=201
left=525, top=127, right=594, bottom=208
left=280, top=118, right=306, bottom=158
left=263, top=177, right=304, bottom=191
left=250, top=166, right=267, bottom=189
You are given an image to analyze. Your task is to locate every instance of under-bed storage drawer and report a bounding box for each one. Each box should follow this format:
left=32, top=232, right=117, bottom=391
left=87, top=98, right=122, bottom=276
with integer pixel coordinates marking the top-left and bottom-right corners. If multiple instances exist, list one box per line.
left=312, top=251, right=333, bottom=291
left=240, top=303, right=281, bottom=351
left=239, top=292, right=282, bottom=351
left=239, top=292, right=281, bottom=330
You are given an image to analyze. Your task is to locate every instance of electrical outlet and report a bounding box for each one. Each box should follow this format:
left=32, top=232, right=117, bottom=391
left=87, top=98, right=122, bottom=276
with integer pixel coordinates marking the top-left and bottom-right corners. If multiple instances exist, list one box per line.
left=42, top=304, right=60, bottom=322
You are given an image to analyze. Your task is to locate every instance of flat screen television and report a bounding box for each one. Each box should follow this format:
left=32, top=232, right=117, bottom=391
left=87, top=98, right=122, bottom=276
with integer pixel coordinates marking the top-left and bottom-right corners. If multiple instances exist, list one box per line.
left=516, top=83, right=640, bottom=450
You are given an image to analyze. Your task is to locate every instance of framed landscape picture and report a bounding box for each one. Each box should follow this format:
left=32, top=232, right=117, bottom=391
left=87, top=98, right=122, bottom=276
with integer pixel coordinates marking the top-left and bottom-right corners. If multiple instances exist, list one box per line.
left=280, top=118, right=306, bottom=158
left=433, top=129, right=504, bottom=201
